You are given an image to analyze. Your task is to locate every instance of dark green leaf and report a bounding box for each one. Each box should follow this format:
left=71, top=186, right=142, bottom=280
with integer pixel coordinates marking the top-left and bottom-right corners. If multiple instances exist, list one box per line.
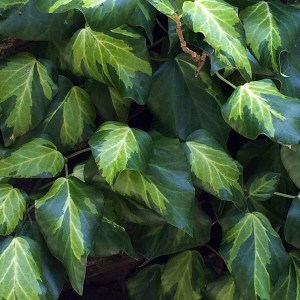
left=64, top=25, right=152, bottom=105
left=0, top=138, right=64, bottom=178
left=246, top=172, right=280, bottom=202
left=0, top=184, right=27, bottom=235
left=0, top=53, right=57, bottom=145
left=36, top=0, right=136, bottom=31
left=220, top=212, right=289, bottom=300
left=222, top=79, right=300, bottom=145
left=285, top=195, right=300, bottom=249
left=147, top=56, right=229, bottom=144
left=0, top=236, right=46, bottom=299
left=35, top=176, right=103, bottom=295
left=184, top=129, right=244, bottom=205
left=182, top=0, right=252, bottom=81
left=89, top=121, right=152, bottom=185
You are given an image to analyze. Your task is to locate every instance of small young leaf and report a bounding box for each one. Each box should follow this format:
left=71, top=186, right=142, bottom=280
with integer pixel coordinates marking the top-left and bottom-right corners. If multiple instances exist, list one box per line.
left=222, top=79, right=300, bottom=145
left=0, top=184, right=27, bottom=235
left=184, top=129, right=244, bottom=205
left=64, top=25, right=152, bottom=105
left=246, top=172, right=280, bottom=202
left=182, top=0, right=252, bottom=81
left=161, top=250, right=206, bottom=300
left=35, top=177, right=104, bottom=295
left=89, top=121, right=152, bottom=185
left=0, top=138, right=64, bottom=178
left=146, top=0, right=177, bottom=16
left=220, top=212, right=289, bottom=300
left=285, top=195, right=300, bottom=249
left=0, top=53, right=57, bottom=145
left=0, top=236, right=46, bottom=299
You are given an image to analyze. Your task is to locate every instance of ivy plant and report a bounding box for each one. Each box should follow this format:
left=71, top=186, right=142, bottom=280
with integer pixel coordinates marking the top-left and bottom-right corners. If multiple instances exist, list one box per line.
left=1, top=0, right=300, bottom=299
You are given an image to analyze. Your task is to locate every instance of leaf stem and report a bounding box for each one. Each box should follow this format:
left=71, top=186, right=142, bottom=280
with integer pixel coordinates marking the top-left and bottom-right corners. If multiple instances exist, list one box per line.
left=274, top=192, right=296, bottom=199
left=204, top=244, right=223, bottom=259
left=65, top=159, right=69, bottom=178
left=156, top=17, right=168, bottom=33
left=66, top=147, right=91, bottom=160
left=215, top=71, right=237, bottom=89
left=148, top=36, right=168, bottom=49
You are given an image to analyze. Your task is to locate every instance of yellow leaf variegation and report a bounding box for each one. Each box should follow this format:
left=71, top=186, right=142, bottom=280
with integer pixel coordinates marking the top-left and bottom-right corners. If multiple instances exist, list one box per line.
left=222, top=79, right=300, bottom=145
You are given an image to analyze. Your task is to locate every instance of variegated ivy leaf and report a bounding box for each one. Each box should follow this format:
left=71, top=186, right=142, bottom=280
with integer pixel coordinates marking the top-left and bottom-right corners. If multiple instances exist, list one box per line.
left=0, top=184, right=27, bottom=235
left=35, top=177, right=103, bottom=295
left=240, top=0, right=300, bottom=73
left=0, top=138, right=64, bottom=178
left=246, top=172, right=280, bottom=202
left=36, top=0, right=136, bottom=31
left=219, top=212, right=289, bottom=300
left=146, top=0, right=178, bottom=16
left=161, top=250, right=206, bottom=300
left=40, top=76, right=96, bottom=150
left=0, top=236, right=46, bottom=299
left=222, top=79, right=300, bottom=145
left=114, top=132, right=195, bottom=235
left=182, top=0, right=252, bottom=81
left=65, top=25, right=152, bottom=105
left=184, top=129, right=244, bottom=206
left=0, top=53, right=57, bottom=146
left=272, top=251, right=300, bottom=300
left=89, top=121, right=152, bottom=186
left=0, top=0, right=29, bottom=13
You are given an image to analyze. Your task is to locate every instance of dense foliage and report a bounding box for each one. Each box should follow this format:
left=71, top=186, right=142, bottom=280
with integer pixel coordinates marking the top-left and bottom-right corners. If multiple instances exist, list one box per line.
left=1, top=0, right=300, bottom=299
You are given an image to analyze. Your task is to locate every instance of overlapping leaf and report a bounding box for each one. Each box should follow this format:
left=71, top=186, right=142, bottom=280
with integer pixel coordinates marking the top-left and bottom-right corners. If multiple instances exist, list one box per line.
left=184, top=129, right=244, bottom=205
left=222, top=79, right=300, bottom=145
left=0, top=184, right=27, bottom=235
left=146, top=0, right=177, bottom=16
left=182, top=0, right=252, bottom=81
left=272, top=251, right=300, bottom=300
left=0, top=138, right=64, bottom=178
left=220, top=212, right=289, bottom=300
left=161, top=250, right=206, bottom=300
left=0, top=0, right=28, bottom=13
left=41, top=76, right=96, bottom=150
left=89, top=122, right=152, bottom=185
left=36, top=0, right=136, bottom=31
left=147, top=56, right=229, bottom=145
left=65, top=25, right=152, bottom=104
left=35, top=176, right=103, bottom=294
left=114, top=132, right=195, bottom=234
left=0, top=236, right=46, bottom=299
left=240, top=0, right=300, bottom=72
left=246, top=172, right=280, bottom=202
left=0, top=53, right=57, bottom=145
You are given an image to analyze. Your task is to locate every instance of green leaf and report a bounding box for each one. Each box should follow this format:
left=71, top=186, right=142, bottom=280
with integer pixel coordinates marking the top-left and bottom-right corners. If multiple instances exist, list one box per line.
left=40, top=76, right=96, bottom=150
left=272, top=251, right=300, bottom=300
left=222, top=79, right=300, bottom=145
left=220, top=212, right=289, bottom=300
left=246, top=172, right=280, bottom=202
left=65, top=25, right=152, bottom=105
left=284, top=195, right=300, bottom=249
left=36, top=0, right=136, bottom=31
left=240, top=0, right=300, bottom=72
left=89, top=121, right=152, bottom=185
left=184, top=129, right=244, bottom=205
left=126, top=264, right=164, bottom=300
left=161, top=250, right=206, bottom=300
left=0, top=236, right=46, bottom=299
left=147, top=56, right=229, bottom=145
left=91, top=216, right=136, bottom=258
left=0, top=53, right=57, bottom=145
left=0, top=138, right=64, bottom=178
left=35, top=176, right=103, bottom=295
left=0, top=184, right=27, bottom=235
left=132, top=203, right=211, bottom=260
left=206, top=274, right=243, bottom=300
left=114, top=132, right=195, bottom=234
left=146, top=0, right=177, bottom=16
left=0, top=0, right=29, bottom=14
left=182, top=0, right=252, bottom=81
left=281, top=144, right=300, bottom=189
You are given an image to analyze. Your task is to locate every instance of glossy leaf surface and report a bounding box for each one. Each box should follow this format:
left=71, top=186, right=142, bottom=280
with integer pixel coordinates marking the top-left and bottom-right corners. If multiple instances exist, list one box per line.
left=0, top=138, right=64, bottom=178
left=222, top=79, right=300, bottom=145
left=35, top=177, right=103, bottom=294
left=285, top=196, right=300, bottom=249
left=146, top=0, right=177, bottom=16
left=0, top=184, right=27, bottom=235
